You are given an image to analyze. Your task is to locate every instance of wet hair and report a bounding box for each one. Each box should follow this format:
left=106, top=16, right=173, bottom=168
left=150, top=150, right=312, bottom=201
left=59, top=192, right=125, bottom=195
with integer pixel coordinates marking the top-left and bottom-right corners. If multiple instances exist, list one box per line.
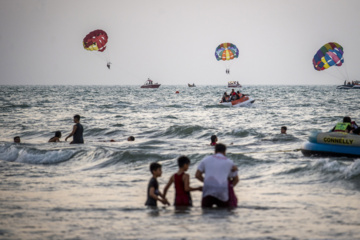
left=215, top=143, right=226, bottom=153
left=74, top=115, right=80, bottom=121
left=55, top=131, right=61, bottom=138
left=128, top=136, right=135, bottom=141
left=281, top=126, right=287, bottom=131
left=178, top=156, right=190, bottom=168
left=149, top=162, right=161, bottom=173
left=14, top=136, right=20, bottom=141
left=211, top=135, right=217, bottom=143
left=343, top=116, right=351, bottom=123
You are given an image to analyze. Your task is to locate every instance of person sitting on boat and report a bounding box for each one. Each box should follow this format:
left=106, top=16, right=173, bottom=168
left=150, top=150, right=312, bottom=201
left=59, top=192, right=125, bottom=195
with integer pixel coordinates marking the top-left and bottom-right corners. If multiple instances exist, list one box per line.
left=236, top=91, right=243, bottom=99
left=221, top=92, right=230, bottom=103
left=229, top=89, right=237, bottom=101
left=331, top=116, right=353, bottom=133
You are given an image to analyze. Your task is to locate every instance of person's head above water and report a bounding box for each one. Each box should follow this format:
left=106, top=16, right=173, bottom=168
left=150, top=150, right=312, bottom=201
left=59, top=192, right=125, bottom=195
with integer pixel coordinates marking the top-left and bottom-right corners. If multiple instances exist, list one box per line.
left=55, top=131, right=61, bottom=138
left=281, top=126, right=287, bottom=134
left=14, top=136, right=20, bottom=143
left=343, top=116, right=351, bottom=123
left=127, top=136, right=135, bottom=141
left=215, top=143, right=226, bottom=155
left=210, top=135, right=217, bottom=145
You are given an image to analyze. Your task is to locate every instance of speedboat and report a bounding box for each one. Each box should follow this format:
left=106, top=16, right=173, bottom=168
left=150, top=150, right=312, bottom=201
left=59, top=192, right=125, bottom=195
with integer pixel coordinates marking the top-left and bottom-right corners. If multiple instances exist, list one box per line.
left=228, top=81, right=242, bottom=88
left=336, top=80, right=360, bottom=89
left=188, top=83, right=196, bottom=87
left=140, top=78, right=161, bottom=88
left=220, top=95, right=255, bottom=107
left=301, top=132, right=360, bottom=158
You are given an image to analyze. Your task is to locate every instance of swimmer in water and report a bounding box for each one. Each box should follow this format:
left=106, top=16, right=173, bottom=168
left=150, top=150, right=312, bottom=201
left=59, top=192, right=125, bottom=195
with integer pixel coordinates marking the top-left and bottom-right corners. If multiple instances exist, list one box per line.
left=128, top=136, right=135, bottom=141
left=49, top=131, right=62, bottom=142
left=14, top=136, right=21, bottom=143
left=210, top=135, right=217, bottom=146
left=281, top=126, right=287, bottom=134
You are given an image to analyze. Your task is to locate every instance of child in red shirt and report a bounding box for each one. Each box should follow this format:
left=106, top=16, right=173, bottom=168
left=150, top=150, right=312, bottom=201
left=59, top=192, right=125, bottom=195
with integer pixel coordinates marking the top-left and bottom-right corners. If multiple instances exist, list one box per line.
left=163, top=156, right=202, bottom=206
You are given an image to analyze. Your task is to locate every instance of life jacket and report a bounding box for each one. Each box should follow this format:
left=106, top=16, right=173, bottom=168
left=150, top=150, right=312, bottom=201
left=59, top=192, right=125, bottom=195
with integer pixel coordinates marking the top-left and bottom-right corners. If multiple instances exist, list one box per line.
left=334, top=122, right=351, bottom=132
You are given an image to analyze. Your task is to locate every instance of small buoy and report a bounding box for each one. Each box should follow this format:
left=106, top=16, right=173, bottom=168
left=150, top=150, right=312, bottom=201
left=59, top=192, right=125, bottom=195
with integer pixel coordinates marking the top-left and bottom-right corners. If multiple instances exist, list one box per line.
left=175, top=91, right=179, bottom=94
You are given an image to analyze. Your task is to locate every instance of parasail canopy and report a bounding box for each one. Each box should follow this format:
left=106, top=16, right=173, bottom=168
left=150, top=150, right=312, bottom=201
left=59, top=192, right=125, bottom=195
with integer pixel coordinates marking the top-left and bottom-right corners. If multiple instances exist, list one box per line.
left=215, top=43, right=239, bottom=61
left=313, top=42, right=344, bottom=71
left=83, top=29, right=108, bottom=52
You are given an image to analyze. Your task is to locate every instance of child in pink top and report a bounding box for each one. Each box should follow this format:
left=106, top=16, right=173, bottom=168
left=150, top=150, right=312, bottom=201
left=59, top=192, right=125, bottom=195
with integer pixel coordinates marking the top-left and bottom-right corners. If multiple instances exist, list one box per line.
left=210, top=135, right=218, bottom=146
left=163, top=156, right=202, bottom=206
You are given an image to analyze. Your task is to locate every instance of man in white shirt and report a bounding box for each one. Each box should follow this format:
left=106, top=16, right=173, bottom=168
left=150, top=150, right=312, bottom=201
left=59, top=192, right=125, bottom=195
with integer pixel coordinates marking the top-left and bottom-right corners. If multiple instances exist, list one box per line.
left=195, top=143, right=239, bottom=208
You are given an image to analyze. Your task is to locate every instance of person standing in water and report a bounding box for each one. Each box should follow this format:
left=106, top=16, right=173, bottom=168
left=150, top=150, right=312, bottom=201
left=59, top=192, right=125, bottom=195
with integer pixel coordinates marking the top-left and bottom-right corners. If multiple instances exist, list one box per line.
left=65, top=115, right=84, bottom=144
left=163, top=156, right=202, bottom=207
left=195, top=143, right=239, bottom=208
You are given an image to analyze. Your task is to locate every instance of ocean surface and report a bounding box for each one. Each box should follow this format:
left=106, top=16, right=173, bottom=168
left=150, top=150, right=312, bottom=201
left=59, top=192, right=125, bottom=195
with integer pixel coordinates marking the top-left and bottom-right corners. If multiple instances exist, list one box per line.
left=0, top=85, right=359, bottom=240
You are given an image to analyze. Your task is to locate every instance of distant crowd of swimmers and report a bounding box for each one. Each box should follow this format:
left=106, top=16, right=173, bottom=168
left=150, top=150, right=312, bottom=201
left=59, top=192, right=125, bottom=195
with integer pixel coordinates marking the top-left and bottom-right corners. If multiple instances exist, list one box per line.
left=221, top=89, right=245, bottom=102
left=13, top=114, right=135, bottom=144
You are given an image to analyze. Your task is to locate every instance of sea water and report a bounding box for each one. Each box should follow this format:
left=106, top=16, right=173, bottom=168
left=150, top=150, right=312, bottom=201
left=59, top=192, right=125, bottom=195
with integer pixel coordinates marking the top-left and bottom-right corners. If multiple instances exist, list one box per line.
left=0, top=85, right=359, bottom=240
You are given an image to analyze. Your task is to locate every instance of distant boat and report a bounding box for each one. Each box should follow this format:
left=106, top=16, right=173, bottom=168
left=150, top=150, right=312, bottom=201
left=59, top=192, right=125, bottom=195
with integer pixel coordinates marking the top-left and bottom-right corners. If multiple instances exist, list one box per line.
left=336, top=80, right=360, bottom=89
left=228, top=81, right=242, bottom=88
left=219, top=95, right=255, bottom=107
left=188, top=83, right=196, bottom=87
left=140, top=78, right=161, bottom=88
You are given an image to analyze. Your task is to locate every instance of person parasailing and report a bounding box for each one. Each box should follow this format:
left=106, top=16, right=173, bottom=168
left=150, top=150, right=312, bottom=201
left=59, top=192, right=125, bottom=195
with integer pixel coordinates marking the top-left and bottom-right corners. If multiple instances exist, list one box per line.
left=83, top=29, right=111, bottom=69
left=215, top=43, right=239, bottom=76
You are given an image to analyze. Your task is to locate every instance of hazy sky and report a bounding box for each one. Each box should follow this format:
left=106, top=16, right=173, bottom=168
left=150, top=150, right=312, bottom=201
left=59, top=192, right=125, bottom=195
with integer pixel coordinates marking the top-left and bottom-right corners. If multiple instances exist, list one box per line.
left=1, top=0, right=360, bottom=86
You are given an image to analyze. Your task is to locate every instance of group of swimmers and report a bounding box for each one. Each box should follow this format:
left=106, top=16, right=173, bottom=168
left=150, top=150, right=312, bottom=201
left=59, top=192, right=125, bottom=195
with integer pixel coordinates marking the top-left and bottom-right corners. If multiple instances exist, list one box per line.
left=13, top=114, right=135, bottom=144
left=221, top=89, right=245, bottom=102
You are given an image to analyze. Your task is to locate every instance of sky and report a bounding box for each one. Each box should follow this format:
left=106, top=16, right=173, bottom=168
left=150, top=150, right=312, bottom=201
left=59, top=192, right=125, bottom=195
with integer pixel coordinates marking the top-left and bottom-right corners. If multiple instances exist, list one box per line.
left=1, top=0, right=360, bottom=86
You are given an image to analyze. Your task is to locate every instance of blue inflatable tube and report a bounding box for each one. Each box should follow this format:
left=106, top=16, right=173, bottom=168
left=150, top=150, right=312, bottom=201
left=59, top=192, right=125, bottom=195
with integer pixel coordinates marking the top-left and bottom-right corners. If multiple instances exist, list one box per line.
left=301, top=132, right=360, bottom=158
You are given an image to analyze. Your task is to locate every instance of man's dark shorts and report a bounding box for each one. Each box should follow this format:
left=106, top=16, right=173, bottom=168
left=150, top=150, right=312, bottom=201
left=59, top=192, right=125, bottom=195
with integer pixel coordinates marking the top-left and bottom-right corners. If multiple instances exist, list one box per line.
left=201, top=195, right=229, bottom=208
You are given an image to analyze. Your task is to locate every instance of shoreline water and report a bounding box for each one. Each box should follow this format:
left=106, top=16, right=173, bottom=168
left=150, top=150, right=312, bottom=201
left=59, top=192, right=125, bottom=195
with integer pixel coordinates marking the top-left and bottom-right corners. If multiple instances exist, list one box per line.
left=1, top=85, right=359, bottom=239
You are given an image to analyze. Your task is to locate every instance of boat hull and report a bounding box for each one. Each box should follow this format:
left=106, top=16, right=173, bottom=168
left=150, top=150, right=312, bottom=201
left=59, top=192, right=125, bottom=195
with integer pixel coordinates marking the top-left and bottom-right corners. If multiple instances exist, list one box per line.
left=336, top=85, right=360, bottom=89
left=301, top=142, right=360, bottom=158
left=220, top=96, right=255, bottom=107
left=141, top=84, right=161, bottom=88
left=301, top=132, right=360, bottom=158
